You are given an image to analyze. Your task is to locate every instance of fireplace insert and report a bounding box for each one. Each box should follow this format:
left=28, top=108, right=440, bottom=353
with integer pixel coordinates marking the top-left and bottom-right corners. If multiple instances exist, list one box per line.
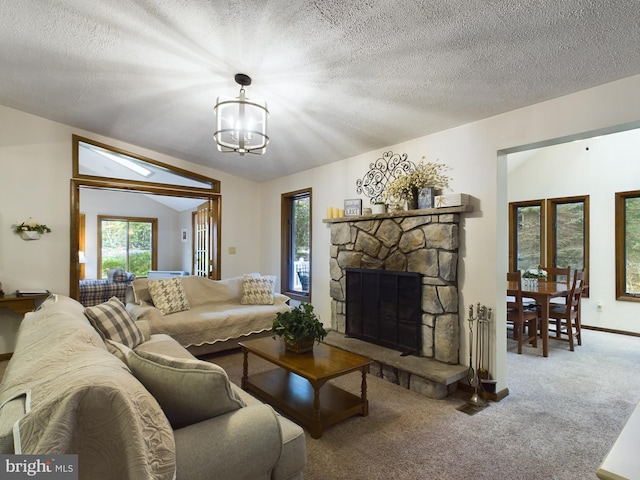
left=345, top=268, right=422, bottom=355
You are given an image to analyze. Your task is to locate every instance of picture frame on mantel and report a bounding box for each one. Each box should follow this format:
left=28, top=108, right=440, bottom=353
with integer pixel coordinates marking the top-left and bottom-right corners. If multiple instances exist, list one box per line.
left=344, top=198, right=362, bottom=216
left=418, top=187, right=435, bottom=209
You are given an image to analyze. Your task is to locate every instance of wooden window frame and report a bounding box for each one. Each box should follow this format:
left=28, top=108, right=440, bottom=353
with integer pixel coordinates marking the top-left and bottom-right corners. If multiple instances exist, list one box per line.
left=508, top=199, right=545, bottom=272
left=546, top=195, right=590, bottom=296
left=97, top=215, right=158, bottom=278
left=615, top=190, right=640, bottom=302
left=509, top=195, right=589, bottom=296
left=281, top=188, right=312, bottom=303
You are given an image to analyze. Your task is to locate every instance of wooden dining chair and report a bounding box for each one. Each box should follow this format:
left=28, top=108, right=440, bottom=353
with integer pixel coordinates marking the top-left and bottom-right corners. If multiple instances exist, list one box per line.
left=547, top=269, right=585, bottom=351
left=539, top=265, right=571, bottom=307
left=538, top=265, right=571, bottom=283
left=507, top=271, right=540, bottom=354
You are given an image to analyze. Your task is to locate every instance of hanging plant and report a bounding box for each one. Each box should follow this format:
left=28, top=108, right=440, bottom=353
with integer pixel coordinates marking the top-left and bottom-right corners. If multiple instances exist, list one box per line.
left=13, top=218, right=52, bottom=240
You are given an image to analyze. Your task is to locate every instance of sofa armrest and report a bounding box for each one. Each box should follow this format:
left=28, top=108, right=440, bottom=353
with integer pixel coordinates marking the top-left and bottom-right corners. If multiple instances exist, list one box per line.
left=173, top=404, right=283, bottom=480
left=126, top=303, right=164, bottom=324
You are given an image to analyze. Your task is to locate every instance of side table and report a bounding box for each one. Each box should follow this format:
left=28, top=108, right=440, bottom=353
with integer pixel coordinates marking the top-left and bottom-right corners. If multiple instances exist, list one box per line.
left=0, top=293, right=50, bottom=314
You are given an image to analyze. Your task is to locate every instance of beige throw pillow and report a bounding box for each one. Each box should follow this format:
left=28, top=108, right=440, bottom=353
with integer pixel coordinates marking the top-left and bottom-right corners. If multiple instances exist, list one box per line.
left=147, top=278, right=190, bottom=315
left=241, top=274, right=276, bottom=305
left=128, top=350, right=245, bottom=429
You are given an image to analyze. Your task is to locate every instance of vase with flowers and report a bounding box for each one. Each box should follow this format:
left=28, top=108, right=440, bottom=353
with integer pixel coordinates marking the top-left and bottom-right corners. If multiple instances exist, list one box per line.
left=13, top=218, right=52, bottom=240
left=384, top=158, right=450, bottom=210
left=522, top=267, right=547, bottom=289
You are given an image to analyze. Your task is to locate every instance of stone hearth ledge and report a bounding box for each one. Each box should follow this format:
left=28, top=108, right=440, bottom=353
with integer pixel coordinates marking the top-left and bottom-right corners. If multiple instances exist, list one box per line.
left=324, top=331, right=469, bottom=400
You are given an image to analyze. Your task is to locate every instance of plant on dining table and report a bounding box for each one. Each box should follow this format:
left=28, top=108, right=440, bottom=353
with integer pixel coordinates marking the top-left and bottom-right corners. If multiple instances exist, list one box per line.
left=522, top=268, right=547, bottom=279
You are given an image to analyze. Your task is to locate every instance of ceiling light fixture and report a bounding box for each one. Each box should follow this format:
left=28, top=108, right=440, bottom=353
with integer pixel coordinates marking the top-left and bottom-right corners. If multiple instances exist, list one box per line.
left=214, top=73, right=269, bottom=156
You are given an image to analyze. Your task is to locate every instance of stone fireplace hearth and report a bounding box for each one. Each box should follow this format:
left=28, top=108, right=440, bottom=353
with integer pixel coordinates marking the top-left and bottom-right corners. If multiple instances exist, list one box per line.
left=323, top=205, right=473, bottom=399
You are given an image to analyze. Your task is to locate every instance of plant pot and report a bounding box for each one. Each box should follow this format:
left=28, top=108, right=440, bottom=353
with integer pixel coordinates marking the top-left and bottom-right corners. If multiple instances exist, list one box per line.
left=284, top=338, right=315, bottom=354
left=372, top=204, right=386, bottom=214
left=20, top=231, right=41, bottom=240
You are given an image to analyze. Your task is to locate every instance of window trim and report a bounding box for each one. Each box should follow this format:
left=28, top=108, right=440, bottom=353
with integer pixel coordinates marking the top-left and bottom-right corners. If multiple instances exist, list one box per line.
left=615, top=190, right=640, bottom=302
left=281, top=188, right=312, bottom=302
left=546, top=195, right=590, bottom=295
left=508, top=199, right=545, bottom=272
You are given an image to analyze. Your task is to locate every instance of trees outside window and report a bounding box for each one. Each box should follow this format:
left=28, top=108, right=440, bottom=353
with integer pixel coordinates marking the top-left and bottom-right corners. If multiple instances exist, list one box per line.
left=98, top=216, right=157, bottom=278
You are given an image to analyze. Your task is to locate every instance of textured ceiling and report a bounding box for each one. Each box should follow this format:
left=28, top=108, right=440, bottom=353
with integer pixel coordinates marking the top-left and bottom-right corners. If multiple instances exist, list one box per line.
left=2, top=1, right=640, bottom=182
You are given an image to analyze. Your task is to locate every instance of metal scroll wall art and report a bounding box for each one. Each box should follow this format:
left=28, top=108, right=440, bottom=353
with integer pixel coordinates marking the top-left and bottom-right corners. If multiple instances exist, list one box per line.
left=356, top=151, right=416, bottom=204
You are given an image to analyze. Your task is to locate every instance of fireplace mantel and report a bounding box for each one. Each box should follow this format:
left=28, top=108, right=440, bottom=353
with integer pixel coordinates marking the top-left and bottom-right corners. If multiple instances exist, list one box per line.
left=322, top=204, right=473, bottom=223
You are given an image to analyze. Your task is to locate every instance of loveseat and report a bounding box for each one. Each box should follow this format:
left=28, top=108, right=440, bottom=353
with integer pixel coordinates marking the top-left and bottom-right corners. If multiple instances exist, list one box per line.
left=126, top=274, right=291, bottom=355
left=0, top=295, right=306, bottom=480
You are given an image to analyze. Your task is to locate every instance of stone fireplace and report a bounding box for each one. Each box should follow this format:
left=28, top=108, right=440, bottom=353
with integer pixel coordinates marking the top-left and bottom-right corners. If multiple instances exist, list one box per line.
left=324, top=206, right=473, bottom=399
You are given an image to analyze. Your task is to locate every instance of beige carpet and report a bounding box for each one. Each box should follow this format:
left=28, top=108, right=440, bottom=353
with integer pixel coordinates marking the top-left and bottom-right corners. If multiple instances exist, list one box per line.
left=210, top=329, right=640, bottom=480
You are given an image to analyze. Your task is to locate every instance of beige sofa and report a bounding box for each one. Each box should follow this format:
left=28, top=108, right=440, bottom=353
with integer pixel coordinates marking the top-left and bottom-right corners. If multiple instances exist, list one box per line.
left=126, top=275, right=291, bottom=355
left=0, top=295, right=306, bottom=480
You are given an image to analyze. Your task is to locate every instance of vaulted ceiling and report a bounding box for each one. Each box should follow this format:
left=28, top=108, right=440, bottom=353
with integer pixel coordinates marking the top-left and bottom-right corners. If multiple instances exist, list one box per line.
left=2, top=1, right=640, bottom=182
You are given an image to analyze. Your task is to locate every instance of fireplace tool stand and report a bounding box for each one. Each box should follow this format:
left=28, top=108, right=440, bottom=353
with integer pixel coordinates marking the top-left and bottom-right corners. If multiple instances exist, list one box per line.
left=467, top=303, right=491, bottom=407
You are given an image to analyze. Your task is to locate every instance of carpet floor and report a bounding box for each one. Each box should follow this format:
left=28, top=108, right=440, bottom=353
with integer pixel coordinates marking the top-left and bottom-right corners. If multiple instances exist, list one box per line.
left=210, top=329, right=640, bottom=480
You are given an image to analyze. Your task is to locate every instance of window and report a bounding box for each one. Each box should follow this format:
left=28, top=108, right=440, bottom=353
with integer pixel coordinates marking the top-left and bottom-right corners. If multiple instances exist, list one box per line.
left=615, top=190, right=640, bottom=301
left=509, top=200, right=544, bottom=272
left=98, top=216, right=157, bottom=278
left=281, top=189, right=312, bottom=301
left=509, top=196, right=589, bottom=293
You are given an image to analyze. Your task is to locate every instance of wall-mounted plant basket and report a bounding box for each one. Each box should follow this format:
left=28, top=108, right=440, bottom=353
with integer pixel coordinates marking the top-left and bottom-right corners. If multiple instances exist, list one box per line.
left=21, top=231, right=41, bottom=240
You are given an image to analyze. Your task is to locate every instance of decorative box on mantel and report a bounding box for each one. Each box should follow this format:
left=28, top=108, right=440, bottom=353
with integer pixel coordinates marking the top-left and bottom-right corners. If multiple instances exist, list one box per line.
left=435, top=193, right=471, bottom=208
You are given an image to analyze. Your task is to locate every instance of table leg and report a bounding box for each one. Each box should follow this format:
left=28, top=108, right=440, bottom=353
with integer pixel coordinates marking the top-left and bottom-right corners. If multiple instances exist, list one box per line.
left=241, top=348, right=249, bottom=389
left=541, top=301, right=549, bottom=357
left=361, top=367, right=369, bottom=416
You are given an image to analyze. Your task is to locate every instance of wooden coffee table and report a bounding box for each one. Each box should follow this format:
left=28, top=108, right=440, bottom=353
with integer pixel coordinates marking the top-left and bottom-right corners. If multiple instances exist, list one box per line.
left=239, top=336, right=373, bottom=438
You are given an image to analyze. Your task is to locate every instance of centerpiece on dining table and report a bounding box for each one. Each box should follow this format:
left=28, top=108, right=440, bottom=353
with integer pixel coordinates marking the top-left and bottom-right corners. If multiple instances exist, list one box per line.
left=522, top=267, right=548, bottom=289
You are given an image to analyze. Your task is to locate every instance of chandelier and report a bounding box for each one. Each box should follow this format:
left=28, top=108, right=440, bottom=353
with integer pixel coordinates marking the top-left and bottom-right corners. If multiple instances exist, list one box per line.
left=213, top=73, right=269, bottom=155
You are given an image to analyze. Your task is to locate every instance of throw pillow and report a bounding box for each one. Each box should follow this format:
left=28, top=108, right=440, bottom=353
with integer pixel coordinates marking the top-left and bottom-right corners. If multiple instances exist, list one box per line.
left=107, top=268, right=129, bottom=283
left=240, top=274, right=276, bottom=305
left=128, top=350, right=245, bottom=429
left=147, top=278, right=190, bottom=315
left=84, top=297, right=145, bottom=348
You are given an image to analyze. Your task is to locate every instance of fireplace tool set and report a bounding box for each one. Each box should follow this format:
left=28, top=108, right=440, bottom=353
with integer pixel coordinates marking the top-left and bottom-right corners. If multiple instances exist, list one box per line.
left=466, top=303, right=492, bottom=407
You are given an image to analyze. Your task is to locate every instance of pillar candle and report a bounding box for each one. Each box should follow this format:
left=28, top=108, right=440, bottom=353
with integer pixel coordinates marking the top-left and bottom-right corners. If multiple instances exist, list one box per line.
left=326, top=207, right=333, bottom=219
left=338, top=208, right=345, bottom=217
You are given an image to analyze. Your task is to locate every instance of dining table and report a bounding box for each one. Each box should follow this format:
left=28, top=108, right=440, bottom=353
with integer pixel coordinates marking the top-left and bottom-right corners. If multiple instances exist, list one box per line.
left=507, top=280, right=571, bottom=357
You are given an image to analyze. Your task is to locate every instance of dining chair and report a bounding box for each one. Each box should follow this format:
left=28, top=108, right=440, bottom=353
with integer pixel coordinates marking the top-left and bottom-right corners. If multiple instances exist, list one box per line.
left=539, top=265, right=571, bottom=307
left=547, top=269, right=585, bottom=351
left=507, top=271, right=540, bottom=354
left=538, top=265, right=571, bottom=283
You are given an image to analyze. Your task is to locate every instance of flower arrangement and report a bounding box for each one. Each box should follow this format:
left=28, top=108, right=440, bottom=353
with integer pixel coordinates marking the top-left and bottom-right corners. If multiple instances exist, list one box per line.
left=522, top=268, right=547, bottom=279
left=13, top=218, right=52, bottom=235
left=384, top=158, right=450, bottom=205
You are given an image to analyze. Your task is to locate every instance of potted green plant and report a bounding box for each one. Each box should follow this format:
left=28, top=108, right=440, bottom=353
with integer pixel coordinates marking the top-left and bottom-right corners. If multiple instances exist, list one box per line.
left=272, top=302, right=328, bottom=353
left=372, top=200, right=386, bottom=214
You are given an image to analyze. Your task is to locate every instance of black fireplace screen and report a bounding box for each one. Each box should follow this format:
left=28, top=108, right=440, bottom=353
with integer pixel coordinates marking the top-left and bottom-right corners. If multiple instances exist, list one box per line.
left=345, top=268, right=422, bottom=355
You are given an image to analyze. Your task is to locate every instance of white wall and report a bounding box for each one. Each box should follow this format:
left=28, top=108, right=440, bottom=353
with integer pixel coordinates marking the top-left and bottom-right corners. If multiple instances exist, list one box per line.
left=508, top=128, right=640, bottom=333
left=0, top=105, right=263, bottom=354
left=260, top=74, right=640, bottom=394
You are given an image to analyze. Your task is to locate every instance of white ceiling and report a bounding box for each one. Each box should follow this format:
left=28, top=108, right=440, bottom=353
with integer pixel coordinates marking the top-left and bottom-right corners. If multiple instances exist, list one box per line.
left=2, top=1, right=640, bottom=182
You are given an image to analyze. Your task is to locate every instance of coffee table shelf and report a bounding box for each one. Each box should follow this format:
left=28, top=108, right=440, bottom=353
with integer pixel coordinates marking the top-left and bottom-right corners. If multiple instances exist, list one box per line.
left=240, top=337, right=372, bottom=438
